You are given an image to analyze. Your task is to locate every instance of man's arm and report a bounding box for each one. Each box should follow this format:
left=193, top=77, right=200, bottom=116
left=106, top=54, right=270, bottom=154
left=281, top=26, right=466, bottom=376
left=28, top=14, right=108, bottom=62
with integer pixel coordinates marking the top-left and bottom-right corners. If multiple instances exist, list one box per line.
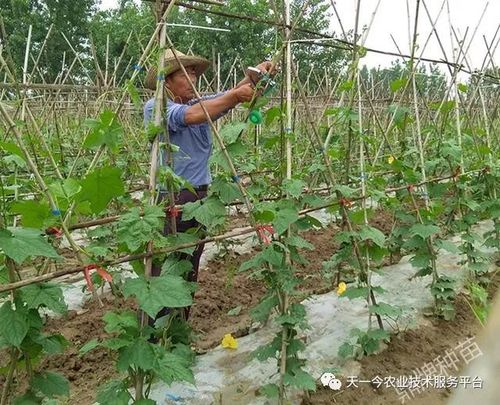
left=184, top=84, right=254, bottom=125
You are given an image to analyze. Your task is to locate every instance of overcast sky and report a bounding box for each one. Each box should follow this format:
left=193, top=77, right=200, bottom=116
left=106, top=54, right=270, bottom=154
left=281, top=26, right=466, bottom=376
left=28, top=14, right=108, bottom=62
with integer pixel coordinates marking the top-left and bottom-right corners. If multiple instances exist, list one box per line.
left=101, top=0, right=499, bottom=73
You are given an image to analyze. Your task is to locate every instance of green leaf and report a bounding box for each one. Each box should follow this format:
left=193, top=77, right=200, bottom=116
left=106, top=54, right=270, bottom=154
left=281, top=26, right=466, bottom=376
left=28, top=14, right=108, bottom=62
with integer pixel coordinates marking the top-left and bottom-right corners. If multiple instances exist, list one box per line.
left=125, top=80, right=142, bottom=110
left=333, top=184, right=357, bottom=197
left=48, top=178, right=81, bottom=200
left=284, top=235, right=314, bottom=250
left=227, top=305, right=242, bottom=316
left=83, top=110, right=123, bottom=152
left=338, top=342, right=354, bottom=358
left=342, top=287, right=369, bottom=300
left=0, top=228, right=61, bottom=264
left=13, top=391, right=43, bottom=405
left=210, top=177, right=242, bottom=204
left=252, top=336, right=280, bottom=361
left=251, top=294, right=279, bottom=323
left=79, top=338, right=100, bottom=355
left=134, top=400, right=156, bottom=405
left=31, top=371, right=69, bottom=398
left=410, top=223, right=440, bottom=239
left=10, top=201, right=51, bottom=228
left=182, top=196, right=226, bottom=229
left=76, top=166, right=125, bottom=214
left=117, top=206, right=165, bottom=251
left=0, top=302, right=28, bottom=347
left=265, top=106, right=282, bottom=126
left=102, top=310, right=139, bottom=334
left=123, top=275, right=193, bottom=318
left=20, top=283, right=67, bottom=314
left=283, top=369, right=316, bottom=391
left=96, top=380, right=131, bottom=405
left=458, top=83, right=468, bottom=93
left=339, top=80, right=354, bottom=92
left=273, top=207, right=299, bottom=235
left=390, top=78, right=408, bottom=92
left=163, top=232, right=199, bottom=255
left=282, top=179, right=305, bottom=198
left=358, top=225, right=386, bottom=247
left=259, top=383, right=279, bottom=398
left=35, top=334, right=68, bottom=354
left=220, top=122, right=246, bottom=144
left=156, top=351, right=195, bottom=385
left=0, top=141, right=24, bottom=158
left=436, top=240, right=460, bottom=254
left=102, top=337, right=132, bottom=351
left=369, top=302, right=402, bottom=318
left=276, top=303, right=307, bottom=327
left=117, top=338, right=156, bottom=372
left=161, top=259, right=192, bottom=277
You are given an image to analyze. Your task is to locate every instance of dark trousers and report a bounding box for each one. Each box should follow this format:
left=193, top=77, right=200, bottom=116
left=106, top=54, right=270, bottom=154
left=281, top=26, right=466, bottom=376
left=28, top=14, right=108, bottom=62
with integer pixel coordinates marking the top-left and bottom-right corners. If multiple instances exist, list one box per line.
left=151, top=188, right=207, bottom=321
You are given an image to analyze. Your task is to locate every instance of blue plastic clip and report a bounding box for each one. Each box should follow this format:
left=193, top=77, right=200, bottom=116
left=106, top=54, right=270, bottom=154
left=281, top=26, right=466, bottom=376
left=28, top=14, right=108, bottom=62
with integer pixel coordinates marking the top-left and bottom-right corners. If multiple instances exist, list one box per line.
left=284, top=127, right=293, bottom=133
left=360, top=173, right=367, bottom=180
left=157, top=73, right=165, bottom=81
left=132, top=64, right=144, bottom=71
left=51, top=209, right=61, bottom=216
left=165, top=392, right=182, bottom=402
left=231, top=175, right=241, bottom=183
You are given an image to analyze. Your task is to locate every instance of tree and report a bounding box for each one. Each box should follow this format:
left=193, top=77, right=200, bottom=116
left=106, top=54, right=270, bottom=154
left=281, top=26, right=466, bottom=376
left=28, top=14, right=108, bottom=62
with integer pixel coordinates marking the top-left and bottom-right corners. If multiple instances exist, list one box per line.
left=0, top=0, right=98, bottom=82
left=88, top=1, right=155, bottom=86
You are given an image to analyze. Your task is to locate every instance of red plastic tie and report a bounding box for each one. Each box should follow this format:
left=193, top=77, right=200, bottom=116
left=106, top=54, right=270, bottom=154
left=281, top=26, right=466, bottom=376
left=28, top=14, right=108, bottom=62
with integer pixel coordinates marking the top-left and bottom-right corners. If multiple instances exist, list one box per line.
left=407, top=184, right=415, bottom=193
left=45, top=226, right=63, bottom=238
left=167, top=206, right=181, bottom=218
left=257, top=225, right=274, bottom=245
left=83, top=264, right=112, bottom=292
left=339, top=197, right=353, bottom=208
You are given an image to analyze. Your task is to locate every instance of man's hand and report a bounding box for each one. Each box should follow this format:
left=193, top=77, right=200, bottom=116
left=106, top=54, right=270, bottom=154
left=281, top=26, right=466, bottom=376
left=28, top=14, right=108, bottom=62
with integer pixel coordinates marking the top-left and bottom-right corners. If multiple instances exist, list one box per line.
left=229, top=83, right=255, bottom=103
left=256, top=60, right=277, bottom=76
left=184, top=84, right=256, bottom=125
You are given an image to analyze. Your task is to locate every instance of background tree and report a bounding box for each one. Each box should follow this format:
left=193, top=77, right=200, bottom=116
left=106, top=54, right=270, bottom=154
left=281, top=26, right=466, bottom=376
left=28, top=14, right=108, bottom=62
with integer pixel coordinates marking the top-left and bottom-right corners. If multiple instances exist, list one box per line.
left=0, top=0, right=97, bottom=82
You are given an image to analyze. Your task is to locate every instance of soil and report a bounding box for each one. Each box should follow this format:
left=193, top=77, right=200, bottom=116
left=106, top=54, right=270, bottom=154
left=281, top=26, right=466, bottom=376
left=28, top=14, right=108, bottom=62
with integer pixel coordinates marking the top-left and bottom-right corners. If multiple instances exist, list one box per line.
left=304, top=272, right=500, bottom=405
left=2, top=209, right=489, bottom=405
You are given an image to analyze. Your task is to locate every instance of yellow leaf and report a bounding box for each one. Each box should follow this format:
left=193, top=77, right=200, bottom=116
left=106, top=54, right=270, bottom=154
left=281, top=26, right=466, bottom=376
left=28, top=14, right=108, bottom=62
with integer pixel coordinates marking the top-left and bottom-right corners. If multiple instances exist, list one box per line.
left=337, top=282, right=347, bottom=296
left=221, top=333, right=238, bottom=349
left=388, top=155, right=395, bottom=164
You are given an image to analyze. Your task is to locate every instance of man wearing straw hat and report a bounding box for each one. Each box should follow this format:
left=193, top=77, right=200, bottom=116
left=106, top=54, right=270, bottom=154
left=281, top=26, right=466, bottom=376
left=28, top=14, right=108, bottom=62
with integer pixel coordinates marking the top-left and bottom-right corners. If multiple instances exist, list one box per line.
left=144, top=49, right=272, bottom=322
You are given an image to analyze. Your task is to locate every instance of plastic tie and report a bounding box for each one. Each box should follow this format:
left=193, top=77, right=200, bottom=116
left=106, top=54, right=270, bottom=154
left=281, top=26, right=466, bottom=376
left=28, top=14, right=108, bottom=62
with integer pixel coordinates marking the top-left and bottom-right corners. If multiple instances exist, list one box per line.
left=167, top=206, right=181, bottom=218
left=133, top=64, right=144, bottom=71
left=231, top=175, right=241, bottom=183
left=256, top=224, right=274, bottom=245
left=83, top=264, right=113, bottom=292
left=339, top=197, right=353, bottom=208
left=51, top=209, right=61, bottom=216
left=45, top=227, right=63, bottom=238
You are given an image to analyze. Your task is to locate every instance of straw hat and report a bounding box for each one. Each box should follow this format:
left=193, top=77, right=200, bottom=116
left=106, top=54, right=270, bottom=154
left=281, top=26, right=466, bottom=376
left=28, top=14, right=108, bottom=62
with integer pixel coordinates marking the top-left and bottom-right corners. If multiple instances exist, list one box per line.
left=144, top=49, right=209, bottom=90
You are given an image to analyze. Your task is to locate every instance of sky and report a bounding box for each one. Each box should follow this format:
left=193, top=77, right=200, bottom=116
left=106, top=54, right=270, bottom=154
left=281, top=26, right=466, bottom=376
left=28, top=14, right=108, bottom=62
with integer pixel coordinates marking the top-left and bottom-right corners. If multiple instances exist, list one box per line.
left=100, top=0, right=499, bottom=74
left=332, top=0, right=500, bottom=72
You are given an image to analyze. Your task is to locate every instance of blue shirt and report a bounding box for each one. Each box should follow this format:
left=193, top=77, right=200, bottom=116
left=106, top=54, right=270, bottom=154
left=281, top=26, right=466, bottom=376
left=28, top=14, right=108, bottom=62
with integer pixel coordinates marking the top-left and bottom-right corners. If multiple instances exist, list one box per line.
left=144, top=92, right=227, bottom=187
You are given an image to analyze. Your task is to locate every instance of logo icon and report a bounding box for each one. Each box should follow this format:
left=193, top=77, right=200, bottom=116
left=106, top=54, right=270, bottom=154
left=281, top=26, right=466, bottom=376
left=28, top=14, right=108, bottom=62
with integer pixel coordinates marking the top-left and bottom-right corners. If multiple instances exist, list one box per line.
left=320, top=372, right=342, bottom=390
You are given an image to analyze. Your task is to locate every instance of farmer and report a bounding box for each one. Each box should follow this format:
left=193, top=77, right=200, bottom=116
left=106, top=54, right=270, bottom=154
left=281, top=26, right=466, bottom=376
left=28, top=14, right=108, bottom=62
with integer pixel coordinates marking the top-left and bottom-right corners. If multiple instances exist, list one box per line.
left=143, top=48, right=272, bottom=321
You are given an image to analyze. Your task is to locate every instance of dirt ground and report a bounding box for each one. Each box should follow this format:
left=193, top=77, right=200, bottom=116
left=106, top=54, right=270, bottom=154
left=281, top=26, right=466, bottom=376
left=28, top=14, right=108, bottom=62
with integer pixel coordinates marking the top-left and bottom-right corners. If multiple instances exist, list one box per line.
left=2, top=210, right=493, bottom=405
left=304, top=273, right=500, bottom=405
